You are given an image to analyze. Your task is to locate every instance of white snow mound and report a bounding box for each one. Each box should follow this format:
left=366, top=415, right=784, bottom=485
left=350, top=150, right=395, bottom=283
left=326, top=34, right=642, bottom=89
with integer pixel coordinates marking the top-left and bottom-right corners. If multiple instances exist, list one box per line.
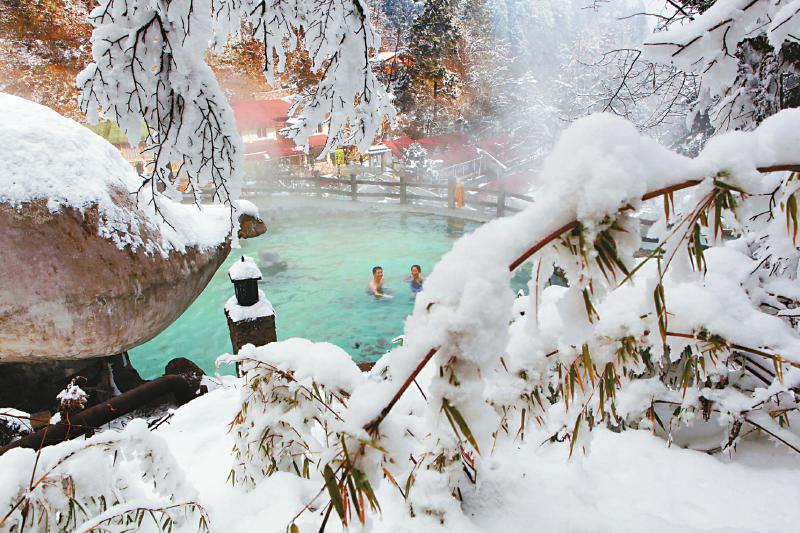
left=0, top=93, right=232, bottom=255
left=0, top=93, right=140, bottom=214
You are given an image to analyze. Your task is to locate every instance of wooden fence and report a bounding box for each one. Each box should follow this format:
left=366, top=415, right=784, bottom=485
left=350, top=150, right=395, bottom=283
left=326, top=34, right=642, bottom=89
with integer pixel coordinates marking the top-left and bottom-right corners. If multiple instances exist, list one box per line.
left=241, top=171, right=534, bottom=218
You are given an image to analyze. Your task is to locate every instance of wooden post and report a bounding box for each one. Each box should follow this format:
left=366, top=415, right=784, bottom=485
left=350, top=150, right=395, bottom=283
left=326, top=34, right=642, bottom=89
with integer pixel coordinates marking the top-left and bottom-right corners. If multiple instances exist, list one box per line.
left=399, top=172, right=407, bottom=204
left=448, top=177, right=456, bottom=209
left=226, top=312, right=277, bottom=355
left=314, top=170, right=321, bottom=197
left=496, top=187, right=506, bottom=218
left=350, top=173, right=358, bottom=201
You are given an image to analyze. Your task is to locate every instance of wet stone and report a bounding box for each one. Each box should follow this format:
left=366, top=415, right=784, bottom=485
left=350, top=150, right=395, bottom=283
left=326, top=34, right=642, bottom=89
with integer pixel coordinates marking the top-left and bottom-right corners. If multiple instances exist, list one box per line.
left=258, top=249, right=288, bottom=276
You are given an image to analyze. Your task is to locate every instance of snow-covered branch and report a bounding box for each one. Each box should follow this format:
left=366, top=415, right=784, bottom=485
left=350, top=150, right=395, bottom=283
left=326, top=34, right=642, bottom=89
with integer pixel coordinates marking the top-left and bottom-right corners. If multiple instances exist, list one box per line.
left=0, top=420, right=202, bottom=531
left=644, top=0, right=800, bottom=131
left=79, top=1, right=242, bottom=210
left=78, top=0, right=393, bottom=215
left=214, top=0, right=393, bottom=152
left=225, top=110, right=800, bottom=529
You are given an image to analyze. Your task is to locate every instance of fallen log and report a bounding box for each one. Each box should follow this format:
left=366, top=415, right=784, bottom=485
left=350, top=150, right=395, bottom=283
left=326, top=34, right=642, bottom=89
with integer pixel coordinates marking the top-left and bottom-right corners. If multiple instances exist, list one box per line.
left=0, top=374, right=197, bottom=455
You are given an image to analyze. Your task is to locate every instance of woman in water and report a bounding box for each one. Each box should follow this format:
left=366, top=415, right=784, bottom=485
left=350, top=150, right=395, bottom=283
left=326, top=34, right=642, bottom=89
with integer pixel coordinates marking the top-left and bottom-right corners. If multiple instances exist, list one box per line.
left=408, top=264, right=424, bottom=295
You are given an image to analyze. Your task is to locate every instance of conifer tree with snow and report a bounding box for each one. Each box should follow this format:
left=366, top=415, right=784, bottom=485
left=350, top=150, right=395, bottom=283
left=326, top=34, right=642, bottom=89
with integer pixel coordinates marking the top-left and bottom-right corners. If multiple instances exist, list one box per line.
left=454, top=0, right=514, bottom=132
left=395, top=0, right=463, bottom=136
left=378, top=0, right=421, bottom=68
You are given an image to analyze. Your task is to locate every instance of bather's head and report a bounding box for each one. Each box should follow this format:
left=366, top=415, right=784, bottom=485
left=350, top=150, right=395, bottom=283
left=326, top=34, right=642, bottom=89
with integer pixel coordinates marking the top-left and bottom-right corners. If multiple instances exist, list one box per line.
left=372, top=266, right=383, bottom=280
left=411, top=264, right=421, bottom=278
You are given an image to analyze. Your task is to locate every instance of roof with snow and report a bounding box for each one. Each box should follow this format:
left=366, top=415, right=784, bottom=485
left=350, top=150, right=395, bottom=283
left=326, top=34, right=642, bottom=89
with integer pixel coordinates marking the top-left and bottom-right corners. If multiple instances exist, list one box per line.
left=383, top=137, right=414, bottom=158
left=307, top=133, right=328, bottom=149
left=372, top=51, right=397, bottom=62
left=244, top=133, right=332, bottom=160
left=233, top=100, right=292, bottom=131
left=367, top=144, right=391, bottom=155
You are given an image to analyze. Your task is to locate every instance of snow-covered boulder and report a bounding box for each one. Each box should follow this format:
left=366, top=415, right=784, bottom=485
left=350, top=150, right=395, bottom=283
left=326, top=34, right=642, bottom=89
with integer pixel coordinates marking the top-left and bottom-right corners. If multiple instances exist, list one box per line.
left=0, top=94, right=265, bottom=362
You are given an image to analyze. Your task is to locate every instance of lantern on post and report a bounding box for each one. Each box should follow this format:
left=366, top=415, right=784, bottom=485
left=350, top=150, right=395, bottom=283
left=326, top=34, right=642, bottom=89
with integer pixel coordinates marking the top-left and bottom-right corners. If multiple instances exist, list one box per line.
left=228, top=256, right=261, bottom=306
left=225, top=256, right=277, bottom=359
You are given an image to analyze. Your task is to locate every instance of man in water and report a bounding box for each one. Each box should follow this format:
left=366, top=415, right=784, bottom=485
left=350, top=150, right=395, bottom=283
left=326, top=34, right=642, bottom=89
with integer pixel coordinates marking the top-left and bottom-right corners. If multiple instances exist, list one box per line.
left=369, top=266, right=390, bottom=298
left=408, top=264, right=424, bottom=294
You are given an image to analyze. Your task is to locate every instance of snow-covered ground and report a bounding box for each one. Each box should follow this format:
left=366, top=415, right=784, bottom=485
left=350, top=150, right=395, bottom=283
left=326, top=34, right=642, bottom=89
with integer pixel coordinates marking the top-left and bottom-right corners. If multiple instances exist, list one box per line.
left=156, top=380, right=800, bottom=532
left=4, top=94, right=800, bottom=533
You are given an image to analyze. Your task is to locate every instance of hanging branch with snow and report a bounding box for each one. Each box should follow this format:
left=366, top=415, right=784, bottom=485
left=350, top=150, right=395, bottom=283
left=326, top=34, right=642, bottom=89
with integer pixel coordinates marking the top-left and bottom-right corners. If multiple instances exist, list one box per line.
left=212, top=0, right=394, bottom=153
left=643, top=0, right=800, bottom=131
left=78, top=1, right=242, bottom=212
left=78, top=0, right=394, bottom=217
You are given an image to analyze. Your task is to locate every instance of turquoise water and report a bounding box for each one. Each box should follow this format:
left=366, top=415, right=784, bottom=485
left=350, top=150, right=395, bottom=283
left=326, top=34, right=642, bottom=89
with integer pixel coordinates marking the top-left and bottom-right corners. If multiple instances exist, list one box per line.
left=130, top=210, right=530, bottom=378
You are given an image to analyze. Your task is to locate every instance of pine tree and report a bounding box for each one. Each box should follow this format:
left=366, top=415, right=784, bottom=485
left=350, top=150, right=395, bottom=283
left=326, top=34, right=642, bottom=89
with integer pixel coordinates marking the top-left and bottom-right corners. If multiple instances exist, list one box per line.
left=379, top=0, right=419, bottom=63
left=397, top=0, right=462, bottom=136
left=455, top=0, right=512, bottom=132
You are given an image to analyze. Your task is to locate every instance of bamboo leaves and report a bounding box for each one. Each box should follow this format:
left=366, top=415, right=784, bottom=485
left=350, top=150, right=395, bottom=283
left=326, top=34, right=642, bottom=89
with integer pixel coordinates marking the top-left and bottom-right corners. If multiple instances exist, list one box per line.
left=323, top=465, right=345, bottom=520
left=593, top=220, right=632, bottom=283
left=653, top=278, right=668, bottom=349
left=582, top=288, right=600, bottom=323
left=687, top=222, right=706, bottom=272
left=786, top=192, right=799, bottom=245
left=568, top=413, right=582, bottom=458
left=442, top=399, right=481, bottom=454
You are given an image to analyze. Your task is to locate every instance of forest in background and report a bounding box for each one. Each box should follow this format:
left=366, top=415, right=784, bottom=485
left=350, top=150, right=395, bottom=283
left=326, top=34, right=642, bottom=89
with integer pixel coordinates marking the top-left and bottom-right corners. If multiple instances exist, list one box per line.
left=2, top=0, right=799, bottom=164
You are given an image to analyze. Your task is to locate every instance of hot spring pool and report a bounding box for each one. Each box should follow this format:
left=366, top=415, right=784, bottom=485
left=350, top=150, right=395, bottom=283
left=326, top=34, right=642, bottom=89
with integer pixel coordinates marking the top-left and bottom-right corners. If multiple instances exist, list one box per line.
left=130, top=209, right=530, bottom=378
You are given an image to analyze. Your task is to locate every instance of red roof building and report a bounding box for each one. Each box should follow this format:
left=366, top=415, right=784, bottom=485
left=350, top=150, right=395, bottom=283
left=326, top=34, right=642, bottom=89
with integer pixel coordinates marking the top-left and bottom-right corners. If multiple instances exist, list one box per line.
left=233, top=100, right=292, bottom=143
left=243, top=138, right=300, bottom=160
left=384, top=134, right=477, bottom=166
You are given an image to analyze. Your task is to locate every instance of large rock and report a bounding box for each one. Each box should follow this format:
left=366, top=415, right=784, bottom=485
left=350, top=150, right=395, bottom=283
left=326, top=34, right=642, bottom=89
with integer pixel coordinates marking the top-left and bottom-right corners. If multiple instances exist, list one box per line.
left=0, top=93, right=266, bottom=362
left=0, top=199, right=236, bottom=361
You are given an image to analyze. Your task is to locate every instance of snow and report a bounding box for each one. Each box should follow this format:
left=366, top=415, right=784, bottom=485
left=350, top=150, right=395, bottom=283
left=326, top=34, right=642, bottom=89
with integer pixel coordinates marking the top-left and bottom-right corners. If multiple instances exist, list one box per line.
left=642, top=1, right=800, bottom=131
left=80, top=0, right=394, bottom=194
left=0, top=93, right=233, bottom=255
left=0, top=93, right=137, bottom=215
left=0, top=408, right=32, bottom=435
left=80, top=384, right=794, bottom=532
left=228, top=256, right=263, bottom=281
left=5, top=87, right=800, bottom=532
left=221, top=338, right=365, bottom=393
left=0, top=419, right=201, bottom=531
left=333, top=111, right=800, bottom=443
left=235, top=199, right=260, bottom=218
left=367, top=144, right=391, bottom=154
left=225, top=290, right=275, bottom=322
left=372, top=51, right=397, bottom=62
left=56, top=381, right=88, bottom=405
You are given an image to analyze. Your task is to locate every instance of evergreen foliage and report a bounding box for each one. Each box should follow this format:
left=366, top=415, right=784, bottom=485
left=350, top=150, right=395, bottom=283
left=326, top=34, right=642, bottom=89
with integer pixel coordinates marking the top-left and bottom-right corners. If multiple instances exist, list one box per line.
left=396, top=0, right=463, bottom=135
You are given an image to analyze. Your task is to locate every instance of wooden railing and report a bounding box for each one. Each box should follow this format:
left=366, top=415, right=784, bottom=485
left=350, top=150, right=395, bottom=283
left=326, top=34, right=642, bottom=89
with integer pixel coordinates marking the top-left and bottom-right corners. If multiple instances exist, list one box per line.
left=240, top=171, right=534, bottom=218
